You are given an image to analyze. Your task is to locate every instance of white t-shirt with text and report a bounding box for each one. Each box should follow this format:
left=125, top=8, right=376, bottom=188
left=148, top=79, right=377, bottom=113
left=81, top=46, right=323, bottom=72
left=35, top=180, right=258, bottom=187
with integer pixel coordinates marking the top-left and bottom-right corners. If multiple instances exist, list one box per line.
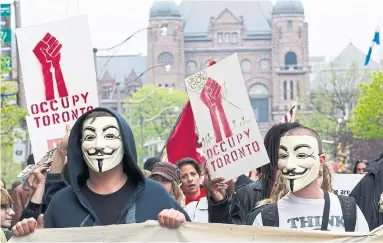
left=253, top=192, right=369, bottom=232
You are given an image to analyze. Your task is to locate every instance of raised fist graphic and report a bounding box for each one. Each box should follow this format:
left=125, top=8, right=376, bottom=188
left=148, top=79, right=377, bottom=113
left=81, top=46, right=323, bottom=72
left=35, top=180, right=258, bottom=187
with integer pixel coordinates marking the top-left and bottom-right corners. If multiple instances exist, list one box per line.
left=33, top=33, right=62, bottom=68
left=200, top=78, right=223, bottom=108
left=33, top=33, right=68, bottom=101
left=200, top=78, right=232, bottom=143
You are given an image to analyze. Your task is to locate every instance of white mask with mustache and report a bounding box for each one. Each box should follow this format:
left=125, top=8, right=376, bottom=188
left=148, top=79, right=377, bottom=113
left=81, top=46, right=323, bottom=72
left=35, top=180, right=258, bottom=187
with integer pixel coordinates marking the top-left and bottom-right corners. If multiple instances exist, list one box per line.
left=81, top=117, right=124, bottom=173
left=278, top=136, right=320, bottom=192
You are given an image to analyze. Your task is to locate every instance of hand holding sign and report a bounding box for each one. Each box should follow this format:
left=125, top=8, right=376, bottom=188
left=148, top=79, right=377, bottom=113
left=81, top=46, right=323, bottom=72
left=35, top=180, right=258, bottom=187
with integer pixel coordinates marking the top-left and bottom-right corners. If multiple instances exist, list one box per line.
left=205, top=167, right=228, bottom=201
left=32, top=163, right=50, bottom=186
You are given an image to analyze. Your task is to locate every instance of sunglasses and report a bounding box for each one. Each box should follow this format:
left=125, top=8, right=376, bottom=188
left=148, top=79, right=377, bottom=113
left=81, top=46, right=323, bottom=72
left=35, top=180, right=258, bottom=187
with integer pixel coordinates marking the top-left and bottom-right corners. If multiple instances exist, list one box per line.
left=1, top=204, right=14, bottom=214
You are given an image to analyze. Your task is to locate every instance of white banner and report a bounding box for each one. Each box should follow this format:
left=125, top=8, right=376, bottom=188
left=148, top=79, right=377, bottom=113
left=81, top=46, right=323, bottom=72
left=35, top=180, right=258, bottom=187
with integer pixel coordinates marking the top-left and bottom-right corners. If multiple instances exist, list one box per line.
left=184, top=53, right=269, bottom=180
left=15, top=15, right=99, bottom=162
left=8, top=221, right=382, bottom=242
left=332, top=174, right=365, bottom=196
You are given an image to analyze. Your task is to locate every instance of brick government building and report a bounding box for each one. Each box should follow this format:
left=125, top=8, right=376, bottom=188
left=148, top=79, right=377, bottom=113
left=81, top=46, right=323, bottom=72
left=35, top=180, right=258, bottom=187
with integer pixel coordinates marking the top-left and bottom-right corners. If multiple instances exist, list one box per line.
left=98, top=0, right=310, bottom=133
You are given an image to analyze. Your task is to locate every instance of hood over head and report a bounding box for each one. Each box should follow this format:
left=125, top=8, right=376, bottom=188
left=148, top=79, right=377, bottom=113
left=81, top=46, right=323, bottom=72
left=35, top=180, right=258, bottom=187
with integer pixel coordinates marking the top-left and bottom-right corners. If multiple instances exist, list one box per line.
left=66, top=107, right=144, bottom=190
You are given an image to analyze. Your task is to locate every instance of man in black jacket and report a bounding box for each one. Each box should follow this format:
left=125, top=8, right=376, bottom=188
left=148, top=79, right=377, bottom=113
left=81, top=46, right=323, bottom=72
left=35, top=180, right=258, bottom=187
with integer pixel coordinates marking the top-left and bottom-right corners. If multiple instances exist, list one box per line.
left=12, top=108, right=189, bottom=237
left=350, top=157, right=383, bottom=230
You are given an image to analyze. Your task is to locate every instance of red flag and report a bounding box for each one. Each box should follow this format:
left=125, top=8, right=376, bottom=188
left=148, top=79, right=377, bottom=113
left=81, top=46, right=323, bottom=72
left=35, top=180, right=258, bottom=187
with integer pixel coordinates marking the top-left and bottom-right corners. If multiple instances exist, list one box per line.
left=164, top=59, right=216, bottom=165
left=166, top=101, right=200, bottom=164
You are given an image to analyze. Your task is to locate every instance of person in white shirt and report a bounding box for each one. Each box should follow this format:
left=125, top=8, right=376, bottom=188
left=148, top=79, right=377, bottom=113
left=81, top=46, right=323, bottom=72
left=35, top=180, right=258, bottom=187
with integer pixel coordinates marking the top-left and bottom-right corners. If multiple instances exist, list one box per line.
left=248, top=126, right=369, bottom=232
left=184, top=197, right=209, bottom=223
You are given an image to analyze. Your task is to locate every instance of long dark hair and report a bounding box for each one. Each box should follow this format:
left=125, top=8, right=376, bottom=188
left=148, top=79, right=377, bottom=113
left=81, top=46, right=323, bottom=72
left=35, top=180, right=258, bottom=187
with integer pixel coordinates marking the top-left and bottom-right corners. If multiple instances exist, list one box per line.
left=260, top=122, right=303, bottom=199
left=353, top=160, right=368, bottom=174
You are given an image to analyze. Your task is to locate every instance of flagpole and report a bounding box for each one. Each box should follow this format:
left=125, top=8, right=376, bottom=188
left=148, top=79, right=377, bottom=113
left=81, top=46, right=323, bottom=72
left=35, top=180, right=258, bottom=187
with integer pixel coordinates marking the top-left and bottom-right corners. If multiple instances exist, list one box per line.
left=158, top=101, right=189, bottom=157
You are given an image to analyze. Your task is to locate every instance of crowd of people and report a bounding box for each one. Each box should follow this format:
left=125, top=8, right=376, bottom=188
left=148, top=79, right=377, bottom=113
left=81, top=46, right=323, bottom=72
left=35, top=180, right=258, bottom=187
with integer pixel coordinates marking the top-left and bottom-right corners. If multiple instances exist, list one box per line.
left=1, top=108, right=382, bottom=241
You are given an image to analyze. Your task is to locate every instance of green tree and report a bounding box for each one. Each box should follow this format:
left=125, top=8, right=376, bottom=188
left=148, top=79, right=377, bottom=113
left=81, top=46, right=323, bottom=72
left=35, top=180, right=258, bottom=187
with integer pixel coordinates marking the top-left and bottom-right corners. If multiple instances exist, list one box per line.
left=349, top=71, right=383, bottom=138
left=1, top=52, right=27, bottom=187
left=298, top=62, right=366, bottom=158
left=124, top=85, right=188, bottom=166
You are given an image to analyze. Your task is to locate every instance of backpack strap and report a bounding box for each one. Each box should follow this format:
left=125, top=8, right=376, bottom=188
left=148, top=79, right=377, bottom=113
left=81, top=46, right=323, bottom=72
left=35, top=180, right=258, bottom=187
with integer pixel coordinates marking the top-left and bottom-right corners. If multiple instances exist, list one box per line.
left=261, top=203, right=279, bottom=227
left=244, top=205, right=266, bottom=225
left=321, top=191, right=331, bottom=231
left=337, top=195, right=357, bottom=232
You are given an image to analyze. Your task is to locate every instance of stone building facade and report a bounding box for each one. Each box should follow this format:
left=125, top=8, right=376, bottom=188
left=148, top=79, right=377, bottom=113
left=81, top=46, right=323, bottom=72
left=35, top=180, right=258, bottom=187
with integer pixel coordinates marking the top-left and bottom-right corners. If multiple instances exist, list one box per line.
left=147, top=0, right=310, bottom=133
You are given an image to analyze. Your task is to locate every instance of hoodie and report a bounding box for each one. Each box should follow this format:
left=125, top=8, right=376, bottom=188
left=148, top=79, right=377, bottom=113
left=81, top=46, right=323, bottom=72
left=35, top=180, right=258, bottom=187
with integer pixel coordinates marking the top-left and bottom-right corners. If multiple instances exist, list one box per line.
left=350, top=158, right=383, bottom=230
left=44, top=107, right=190, bottom=228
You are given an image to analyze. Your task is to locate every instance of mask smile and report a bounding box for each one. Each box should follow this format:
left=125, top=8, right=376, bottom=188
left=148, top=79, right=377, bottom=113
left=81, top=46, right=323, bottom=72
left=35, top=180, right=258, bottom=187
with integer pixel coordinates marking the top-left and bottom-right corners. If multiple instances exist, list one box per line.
left=278, top=136, right=321, bottom=192
left=86, top=148, right=116, bottom=157
left=281, top=168, right=308, bottom=177
left=81, top=116, right=124, bottom=173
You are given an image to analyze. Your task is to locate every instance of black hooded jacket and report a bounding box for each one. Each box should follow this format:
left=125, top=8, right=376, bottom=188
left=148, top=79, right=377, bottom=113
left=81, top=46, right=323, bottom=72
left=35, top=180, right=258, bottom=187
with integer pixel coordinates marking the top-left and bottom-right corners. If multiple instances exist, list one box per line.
left=350, top=158, right=383, bottom=231
left=43, top=107, right=189, bottom=228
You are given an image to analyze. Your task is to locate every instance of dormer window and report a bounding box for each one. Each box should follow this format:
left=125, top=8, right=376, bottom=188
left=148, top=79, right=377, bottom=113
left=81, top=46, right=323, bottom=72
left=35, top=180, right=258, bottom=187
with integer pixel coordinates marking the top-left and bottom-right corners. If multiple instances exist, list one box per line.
left=231, top=33, right=237, bottom=44
left=225, top=33, right=230, bottom=43
left=217, top=33, right=223, bottom=44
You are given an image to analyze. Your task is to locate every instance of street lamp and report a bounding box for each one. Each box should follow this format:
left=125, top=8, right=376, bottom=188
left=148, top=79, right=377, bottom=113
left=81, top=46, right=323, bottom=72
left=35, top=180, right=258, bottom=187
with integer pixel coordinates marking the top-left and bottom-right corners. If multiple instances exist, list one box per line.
left=127, top=85, right=173, bottom=105
left=128, top=64, right=171, bottom=87
left=102, top=64, right=171, bottom=113
left=140, top=106, right=179, bottom=150
left=94, top=24, right=168, bottom=80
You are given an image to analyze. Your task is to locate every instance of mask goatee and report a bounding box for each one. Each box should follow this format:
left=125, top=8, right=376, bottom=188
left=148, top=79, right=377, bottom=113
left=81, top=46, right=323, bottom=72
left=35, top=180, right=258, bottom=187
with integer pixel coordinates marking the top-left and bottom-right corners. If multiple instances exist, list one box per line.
left=289, top=180, right=294, bottom=191
left=97, top=159, right=103, bottom=172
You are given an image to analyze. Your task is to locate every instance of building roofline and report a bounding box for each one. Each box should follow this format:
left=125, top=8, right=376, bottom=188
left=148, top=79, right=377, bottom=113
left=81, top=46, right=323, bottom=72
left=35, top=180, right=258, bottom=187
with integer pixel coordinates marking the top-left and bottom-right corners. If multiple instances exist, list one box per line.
left=185, top=46, right=272, bottom=53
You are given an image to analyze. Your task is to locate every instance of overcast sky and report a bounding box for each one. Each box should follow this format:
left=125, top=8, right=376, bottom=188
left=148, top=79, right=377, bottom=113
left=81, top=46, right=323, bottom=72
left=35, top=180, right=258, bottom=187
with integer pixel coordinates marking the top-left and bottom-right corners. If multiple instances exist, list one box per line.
left=8, top=0, right=383, bottom=62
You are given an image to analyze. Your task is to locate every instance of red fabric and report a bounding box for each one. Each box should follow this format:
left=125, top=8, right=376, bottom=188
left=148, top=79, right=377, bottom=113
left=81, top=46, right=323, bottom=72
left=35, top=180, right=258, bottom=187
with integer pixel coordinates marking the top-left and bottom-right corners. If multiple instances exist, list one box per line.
left=166, top=101, right=200, bottom=164
left=185, top=187, right=206, bottom=205
left=209, top=60, right=216, bottom=66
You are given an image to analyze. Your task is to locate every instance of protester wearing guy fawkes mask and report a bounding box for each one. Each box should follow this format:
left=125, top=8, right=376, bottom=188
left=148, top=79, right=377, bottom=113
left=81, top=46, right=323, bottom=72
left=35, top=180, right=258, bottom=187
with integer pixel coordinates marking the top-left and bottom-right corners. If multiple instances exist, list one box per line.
left=247, top=126, right=369, bottom=232
left=12, top=108, right=189, bottom=237
left=208, top=122, right=303, bottom=225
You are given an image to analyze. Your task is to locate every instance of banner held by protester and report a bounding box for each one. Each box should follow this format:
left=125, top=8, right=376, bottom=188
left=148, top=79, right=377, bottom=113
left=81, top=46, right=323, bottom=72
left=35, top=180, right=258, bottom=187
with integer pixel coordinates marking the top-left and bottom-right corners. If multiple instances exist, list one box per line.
left=8, top=221, right=382, bottom=242
left=15, top=15, right=99, bottom=161
left=184, top=53, right=269, bottom=180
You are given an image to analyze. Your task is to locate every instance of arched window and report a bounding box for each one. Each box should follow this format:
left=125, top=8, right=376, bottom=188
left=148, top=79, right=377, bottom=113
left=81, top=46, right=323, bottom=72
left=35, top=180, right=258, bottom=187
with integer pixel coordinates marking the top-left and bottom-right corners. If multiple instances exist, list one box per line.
left=259, top=59, right=270, bottom=71
left=248, top=83, right=269, bottom=97
left=290, top=80, right=294, bottom=100
left=186, top=60, right=197, bottom=74
left=157, top=52, right=174, bottom=65
left=284, top=52, right=297, bottom=69
left=283, top=81, right=287, bottom=100
left=248, top=83, right=269, bottom=122
left=241, top=59, right=251, bottom=72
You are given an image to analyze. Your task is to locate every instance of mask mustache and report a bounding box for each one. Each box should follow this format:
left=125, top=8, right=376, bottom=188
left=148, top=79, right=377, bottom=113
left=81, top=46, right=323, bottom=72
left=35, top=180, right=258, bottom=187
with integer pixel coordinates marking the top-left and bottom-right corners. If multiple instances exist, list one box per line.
left=86, top=148, right=115, bottom=156
left=282, top=168, right=308, bottom=176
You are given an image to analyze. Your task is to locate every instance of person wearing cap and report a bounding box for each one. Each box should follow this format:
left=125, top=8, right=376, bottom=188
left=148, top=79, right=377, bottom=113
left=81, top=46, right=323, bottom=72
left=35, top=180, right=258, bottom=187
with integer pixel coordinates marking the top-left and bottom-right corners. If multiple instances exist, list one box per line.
left=150, top=162, right=185, bottom=207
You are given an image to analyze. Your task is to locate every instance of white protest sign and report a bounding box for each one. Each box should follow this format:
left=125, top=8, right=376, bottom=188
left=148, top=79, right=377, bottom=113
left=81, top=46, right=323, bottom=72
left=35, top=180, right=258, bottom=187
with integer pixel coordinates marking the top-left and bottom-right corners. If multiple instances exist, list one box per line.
left=26, top=116, right=75, bottom=161
left=184, top=53, right=270, bottom=180
left=15, top=15, right=98, bottom=161
left=332, top=174, right=364, bottom=196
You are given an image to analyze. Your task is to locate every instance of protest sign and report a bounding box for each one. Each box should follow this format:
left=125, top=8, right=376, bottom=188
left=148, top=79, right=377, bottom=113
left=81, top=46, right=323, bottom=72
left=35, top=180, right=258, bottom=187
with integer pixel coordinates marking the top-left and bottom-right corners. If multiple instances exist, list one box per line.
left=15, top=15, right=98, bottom=161
left=184, top=53, right=269, bottom=180
left=17, top=147, right=58, bottom=179
left=8, top=221, right=382, bottom=242
left=332, top=174, right=364, bottom=196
